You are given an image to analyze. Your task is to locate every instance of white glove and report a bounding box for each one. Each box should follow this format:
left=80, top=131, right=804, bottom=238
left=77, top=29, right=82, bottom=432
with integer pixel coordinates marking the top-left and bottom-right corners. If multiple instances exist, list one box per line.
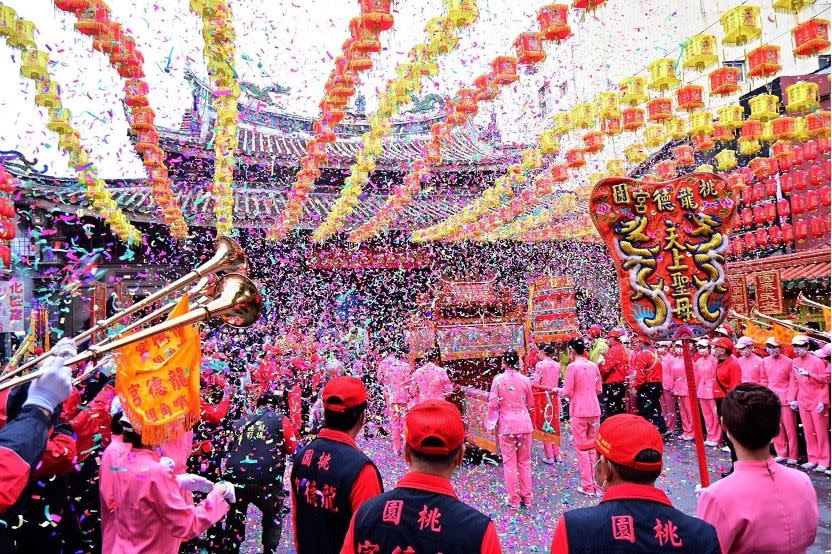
left=23, top=349, right=76, bottom=413
left=214, top=482, right=236, bottom=503
left=816, top=402, right=826, bottom=414
left=177, top=473, right=215, bottom=493
left=598, top=356, right=605, bottom=365
left=50, top=337, right=78, bottom=359
left=795, top=367, right=809, bottom=376
left=788, top=400, right=799, bottom=411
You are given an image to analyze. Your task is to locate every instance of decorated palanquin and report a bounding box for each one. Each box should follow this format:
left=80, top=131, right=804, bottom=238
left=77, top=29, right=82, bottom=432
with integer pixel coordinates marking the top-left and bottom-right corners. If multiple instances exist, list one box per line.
left=590, top=173, right=738, bottom=340
left=526, top=275, right=580, bottom=343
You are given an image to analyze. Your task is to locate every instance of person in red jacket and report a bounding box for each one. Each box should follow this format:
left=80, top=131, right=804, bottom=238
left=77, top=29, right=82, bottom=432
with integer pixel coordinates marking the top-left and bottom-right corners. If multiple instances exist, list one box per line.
left=711, top=336, right=742, bottom=473
left=632, top=339, right=669, bottom=436
left=598, top=330, right=629, bottom=421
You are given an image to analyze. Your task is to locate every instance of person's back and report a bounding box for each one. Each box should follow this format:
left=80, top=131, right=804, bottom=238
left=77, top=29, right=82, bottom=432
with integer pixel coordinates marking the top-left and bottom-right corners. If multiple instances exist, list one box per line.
left=533, top=357, right=561, bottom=388
left=225, top=405, right=292, bottom=483
left=409, top=359, right=452, bottom=407
left=563, top=357, right=601, bottom=418
left=487, top=368, right=533, bottom=434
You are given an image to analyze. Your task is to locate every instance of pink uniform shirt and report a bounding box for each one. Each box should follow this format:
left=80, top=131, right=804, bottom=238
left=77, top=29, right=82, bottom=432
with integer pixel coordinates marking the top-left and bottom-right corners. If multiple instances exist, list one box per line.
left=736, top=353, right=765, bottom=384
left=560, top=357, right=602, bottom=418
left=788, top=353, right=831, bottom=408
left=760, top=354, right=793, bottom=401
left=378, top=356, right=411, bottom=405
left=486, top=369, right=535, bottom=435
left=669, top=355, right=689, bottom=396
left=660, top=353, right=675, bottom=392
left=408, top=362, right=453, bottom=408
left=532, top=358, right=561, bottom=389
left=697, top=458, right=817, bottom=554
left=695, top=354, right=717, bottom=399
left=100, top=446, right=229, bottom=554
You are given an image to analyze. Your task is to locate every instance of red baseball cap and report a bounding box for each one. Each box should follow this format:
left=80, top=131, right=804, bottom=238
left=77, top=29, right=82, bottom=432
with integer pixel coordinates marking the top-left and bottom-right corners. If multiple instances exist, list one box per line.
left=711, top=337, right=734, bottom=352
left=406, top=400, right=465, bottom=456
left=595, top=414, right=663, bottom=471
left=322, top=376, right=367, bottom=413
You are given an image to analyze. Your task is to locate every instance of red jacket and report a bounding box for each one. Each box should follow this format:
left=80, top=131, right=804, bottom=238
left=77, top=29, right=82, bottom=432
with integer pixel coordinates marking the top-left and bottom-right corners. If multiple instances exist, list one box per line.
left=0, top=406, right=52, bottom=513
left=713, top=357, right=742, bottom=399
left=599, top=343, right=629, bottom=384
left=70, top=383, right=117, bottom=461
left=633, top=349, right=662, bottom=390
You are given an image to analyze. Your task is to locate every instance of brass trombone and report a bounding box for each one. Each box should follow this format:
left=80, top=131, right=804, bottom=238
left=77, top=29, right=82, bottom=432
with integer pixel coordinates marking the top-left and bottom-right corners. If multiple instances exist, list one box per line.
left=0, top=272, right=262, bottom=392
left=0, top=236, right=246, bottom=382
left=797, top=292, right=831, bottom=312
left=750, top=308, right=831, bottom=342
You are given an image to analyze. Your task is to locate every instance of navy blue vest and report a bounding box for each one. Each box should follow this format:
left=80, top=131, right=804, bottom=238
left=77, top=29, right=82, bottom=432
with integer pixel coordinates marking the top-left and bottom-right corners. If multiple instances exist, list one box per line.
left=291, top=436, right=381, bottom=554
left=349, top=486, right=492, bottom=554
left=564, top=498, right=720, bottom=553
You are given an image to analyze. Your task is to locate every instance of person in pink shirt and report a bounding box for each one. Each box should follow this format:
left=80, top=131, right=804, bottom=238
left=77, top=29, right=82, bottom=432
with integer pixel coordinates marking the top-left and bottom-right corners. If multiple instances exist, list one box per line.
left=376, top=347, right=412, bottom=454
left=99, top=413, right=233, bottom=554
left=760, top=337, right=799, bottom=464
left=694, top=338, right=720, bottom=446
left=556, top=337, right=603, bottom=496
left=697, top=383, right=818, bottom=553
left=408, top=349, right=453, bottom=409
left=788, top=335, right=831, bottom=472
left=668, top=341, right=694, bottom=441
left=657, top=341, right=679, bottom=434
left=531, top=343, right=562, bottom=464
left=735, top=336, right=765, bottom=384
left=486, top=350, right=535, bottom=508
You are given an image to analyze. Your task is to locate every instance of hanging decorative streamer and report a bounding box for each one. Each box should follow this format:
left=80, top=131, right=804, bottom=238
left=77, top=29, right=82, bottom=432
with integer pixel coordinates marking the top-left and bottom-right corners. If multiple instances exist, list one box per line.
left=190, top=0, right=240, bottom=237
left=54, top=0, right=189, bottom=239
left=312, top=2, right=478, bottom=243
left=0, top=166, right=17, bottom=268
left=0, top=4, right=141, bottom=244
left=268, top=0, right=396, bottom=241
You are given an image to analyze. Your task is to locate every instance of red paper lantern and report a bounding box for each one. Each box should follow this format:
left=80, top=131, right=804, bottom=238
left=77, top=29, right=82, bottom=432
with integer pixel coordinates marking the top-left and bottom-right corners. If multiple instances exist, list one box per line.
left=656, top=160, right=677, bottom=180
left=313, top=121, right=336, bottom=143
left=744, top=232, right=757, bottom=250
left=732, top=237, right=745, bottom=256
left=792, top=18, right=830, bottom=58
left=749, top=157, right=773, bottom=180
left=582, top=131, right=604, bottom=153
left=92, top=23, right=122, bottom=54
left=537, top=4, right=571, bottom=41
left=764, top=202, right=777, bottom=223
left=808, top=164, right=824, bottom=186
left=769, top=224, right=783, bottom=245
left=781, top=222, right=795, bottom=244
left=456, top=88, right=479, bottom=115
left=726, top=172, right=745, bottom=190
left=551, top=164, right=569, bottom=182
left=55, top=0, right=91, bottom=12
left=130, top=106, right=155, bottom=131
left=599, top=116, right=621, bottom=136
left=755, top=228, right=769, bottom=247
left=752, top=181, right=766, bottom=203
left=346, top=44, right=373, bottom=71
left=573, top=0, right=607, bottom=9
left=747, top=44, right=781, bottom=78
left=349, top=17, right=381, bottom=53
left=712, top=124, right=734, bottom=142
left=474, top=73, right=499, bottom=101
left=491, top=56, right=519, bottom=84
left=692, top=133, right=715, bottom=152
left=810, top=216, right=826, bottom=238
left=741, top=186, right=754, bottom=206
left=795, top=219, right=809, bottom=242
left=820, top=186, right=831, bottom=207
left=359, top=0, right=394, bottom=32
left=565, top=148, right=586, bottom=168
left=514, top=32, right=546, bottom=65
left=803, top=140, right=818, bottom=161
left=741, top=120, right=764, bottom=140
left=677, top=85, right=705, bottom=112
left=621, top=107, right=645, bottom=131
left=124, top=78, right=149, bottom=107
left=820, top=137, right=831, bottom=153
left=793, top=144, right=805, bottom=166
left=771, top=140, right=793, bottom=162
left=709, top=67, right=741, bottom=96
left=135, top=129, right=159, bottom=154
left=753, top=205, right=767, bottom=225
left=75, top=5, right=109, bottom=35
left=647, top=97, right=673, bottom=122
left=792, top=195, right=806, bottom=215
left=674, top=145, right=695, bottom=166
left=730, top=214, right=742, bottom=230
left=772, top=116, right=796, bottom=139
left=806, top=189, right=820, bottom=212
left=792, top=169, right=808, bottom=191
left=740, top=207, right=754, bottom=226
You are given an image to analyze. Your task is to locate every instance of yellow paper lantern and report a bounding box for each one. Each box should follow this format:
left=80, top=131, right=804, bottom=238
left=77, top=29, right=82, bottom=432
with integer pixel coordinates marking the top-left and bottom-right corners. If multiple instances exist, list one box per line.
left=552, top=112, right=573, bottom=135
left=695, top=164, right=714, bottom=173
left=619, top=76, right=648, bottom=105
left=647, top=58, right=680, bottom=92
left=785, top=81, right=821, bottom=113
left=596, top=91, right=621, bottom=119
left=715, top=149, right=737, bottom=171
left=625, top=143, right=649, bottom=163
left=689, top=111, right=714, bottom=136
left=539, top=129, right=561, bottom=155
left=446, top=0, right=478, bottom=28
left=47, top=107, right=72, bottom=134
left=749, top=94, right=779, bottom=121
left=20, top=49, right=49, bottom=80
left=606, top=158, right=626, bottom=175
left=738, top=137, right=762, bottom=155
left=683, top=34, right=719, bottom=71
left=760, top=120, right=776, bottom=142
left=792, top=117, right=811, bottom=142
left=717, top=105, right=744, bottom=129
left=0, top=6, right=18, bottom=38
left=34, top=79, right=61, bottom=108
left=425, top=17, right=456, bottom=55
left=571, top=102, right=596, bottom=129
left=664, top=117, right=688, bottom=139
left=644, top=124, right=668, bottom=148
left=720, top=6, right=762, bottom=46
left=772, top=0, right=817, bottom=15
left=522, top=148, right=543, bottom=169
left=58, top=130, right=81, bottom=152
left=7, top=18, right=36, bottom=49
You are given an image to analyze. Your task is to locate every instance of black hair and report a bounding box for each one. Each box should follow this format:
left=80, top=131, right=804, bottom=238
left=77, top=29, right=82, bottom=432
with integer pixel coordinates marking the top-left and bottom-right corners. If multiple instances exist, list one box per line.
left=257, top=389, right=281, bottom=409
left=426, top=348, right=441, bottom=364
left=324, top=403, right=367, bottom=431
left=568, top=337, right=586, bottom=355
left=541, top=343, right=558, bottom=357
left=609, top=449, right=662, bottom=484
left=502, top=350, right=520, bottom=369
left=408, top=443, right=463, bottom=466
left=721, top=383, right=781, bottom=450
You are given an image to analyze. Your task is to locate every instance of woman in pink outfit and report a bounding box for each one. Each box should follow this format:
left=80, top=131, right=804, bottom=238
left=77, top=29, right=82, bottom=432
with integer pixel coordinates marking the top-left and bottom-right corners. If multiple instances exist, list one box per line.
left=658, top=341, right=679, bottom=433
left=788, top=335, right=831, bottom=472
left=407, top=349, right=454, bottom=409
left=668, top=341, right=693, bottom=440
left=377, top=348, right=412, bottom=454
left=557, top=337, right=602, bottom=496
left=697, top=383, right=818, bottom=553
left=531, top=343, right=563, bottom=464
left=694, top=339, right=720, bottom=445
left=760, top=337, right=799, bottom=464
left=735, top=336, right=765, bottom=384
left=486, top=350, right=535, bottom=508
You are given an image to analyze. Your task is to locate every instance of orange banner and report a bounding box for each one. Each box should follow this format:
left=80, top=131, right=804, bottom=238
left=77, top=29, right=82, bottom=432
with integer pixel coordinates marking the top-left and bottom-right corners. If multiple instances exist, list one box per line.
left=115, top=294, right=201, bottom=445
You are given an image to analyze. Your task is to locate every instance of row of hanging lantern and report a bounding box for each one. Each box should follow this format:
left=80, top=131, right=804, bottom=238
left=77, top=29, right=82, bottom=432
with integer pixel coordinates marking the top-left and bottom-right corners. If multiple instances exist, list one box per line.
left=313, top=3, right=478, bottom=243
left=268, top=0, right=396, bottom=241
left=352, top=2, right=598, bottom=243
left=0, top=166, right=17, bottom=268
left=55, top=0, right=188, bottom=239
left=0, top=5, right=141, bottom=244
left=189, top=0, right=240, bottom=237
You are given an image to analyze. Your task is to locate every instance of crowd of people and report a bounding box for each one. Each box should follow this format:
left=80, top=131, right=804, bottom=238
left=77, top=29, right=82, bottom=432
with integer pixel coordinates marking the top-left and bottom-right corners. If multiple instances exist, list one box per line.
left=0, top=312, right=827, bottom=553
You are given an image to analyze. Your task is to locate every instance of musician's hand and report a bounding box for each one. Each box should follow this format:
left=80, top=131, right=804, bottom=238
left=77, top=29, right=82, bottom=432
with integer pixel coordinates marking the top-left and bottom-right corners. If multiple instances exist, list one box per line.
left=177, top=473, right=215, bottom=493
left=24, top=356, right=74, bottom=413
left=50, top=337, right=77, bottom=360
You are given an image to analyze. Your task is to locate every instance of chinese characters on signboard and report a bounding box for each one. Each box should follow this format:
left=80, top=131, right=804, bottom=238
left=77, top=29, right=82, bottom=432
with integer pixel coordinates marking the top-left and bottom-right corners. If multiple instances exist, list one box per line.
left=589, top=173, right=737, bottom=340
left=726, top=275, right=749, bottom=315
left=754, top=270, right=784, bottom=315
left=0, top=278, right=24, bottom=333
